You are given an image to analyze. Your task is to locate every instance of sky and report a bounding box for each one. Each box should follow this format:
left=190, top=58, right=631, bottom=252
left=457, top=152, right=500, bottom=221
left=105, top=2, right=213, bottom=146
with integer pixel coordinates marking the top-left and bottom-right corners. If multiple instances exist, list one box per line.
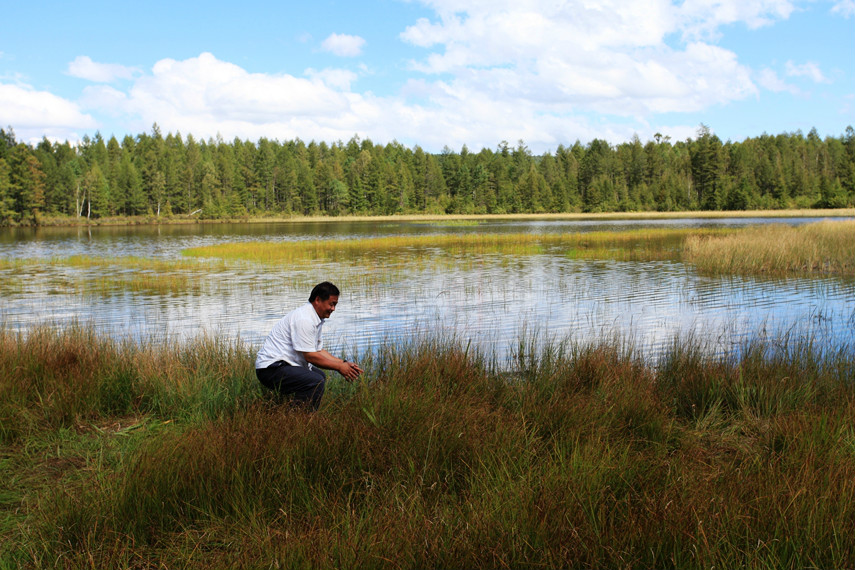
left=1, top=0, right=853, bottom=153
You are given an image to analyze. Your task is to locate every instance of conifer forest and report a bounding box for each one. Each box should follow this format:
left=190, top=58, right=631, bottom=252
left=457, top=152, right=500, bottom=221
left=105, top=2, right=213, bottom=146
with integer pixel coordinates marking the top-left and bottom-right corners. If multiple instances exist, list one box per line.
left=1, top=124, right=853, bottom=225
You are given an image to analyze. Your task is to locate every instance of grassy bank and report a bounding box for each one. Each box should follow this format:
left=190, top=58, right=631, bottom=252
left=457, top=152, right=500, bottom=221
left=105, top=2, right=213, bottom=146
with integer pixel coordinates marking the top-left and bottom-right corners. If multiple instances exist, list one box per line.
left=21, top=208, right=855, bottom=228
left=2, top=326, right=854, bottom=569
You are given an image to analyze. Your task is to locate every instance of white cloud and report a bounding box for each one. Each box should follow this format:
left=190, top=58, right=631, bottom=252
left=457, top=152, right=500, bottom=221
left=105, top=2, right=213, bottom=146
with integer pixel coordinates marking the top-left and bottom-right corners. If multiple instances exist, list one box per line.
left=756, top=68, right=800, bottom=94
left=831, top=0, right=855, bottom=17
left=74, top=53, right=370, bottom=142
left=321, top=33, right=366, bottom=57
left=67, top=56, right=138, bottom=83
left=785, top=60, right=829, bottom=83
left=400, top=1, right=757, bottom=120
left=675, top=0, right=797, bottom=38
left=0, top=82, right=97, bottom=142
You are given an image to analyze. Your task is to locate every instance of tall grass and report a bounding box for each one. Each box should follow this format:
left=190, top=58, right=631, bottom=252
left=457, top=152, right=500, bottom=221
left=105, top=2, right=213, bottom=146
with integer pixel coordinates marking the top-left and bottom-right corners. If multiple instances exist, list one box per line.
left=3, top=326, right=854, bottom=568
left=0, top=324, right=258, bottom=443
left=684, top=220, right=855, bottom=276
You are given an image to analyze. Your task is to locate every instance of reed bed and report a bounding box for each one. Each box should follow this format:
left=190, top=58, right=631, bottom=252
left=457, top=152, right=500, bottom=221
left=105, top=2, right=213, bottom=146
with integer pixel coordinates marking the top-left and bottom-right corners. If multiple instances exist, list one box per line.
left=2, top=325, right=854, bottom=569
left=684, top=220, right=855, bottom=276
left=182, top=227, right=734, bottom=264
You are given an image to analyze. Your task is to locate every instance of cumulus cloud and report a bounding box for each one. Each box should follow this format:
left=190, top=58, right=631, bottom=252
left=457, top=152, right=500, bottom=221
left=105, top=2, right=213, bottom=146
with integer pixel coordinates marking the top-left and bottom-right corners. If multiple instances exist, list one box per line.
left=321, top=33, right=366, bottom=57
left=67, top=56, right=138, bottom=83
left=0, top=82, right=97, bottom=142
left=73, top=52, right=375, bottom=142
left=64, top=51, right=624, bottom=152
left=400, top=0, right=757, bottom=120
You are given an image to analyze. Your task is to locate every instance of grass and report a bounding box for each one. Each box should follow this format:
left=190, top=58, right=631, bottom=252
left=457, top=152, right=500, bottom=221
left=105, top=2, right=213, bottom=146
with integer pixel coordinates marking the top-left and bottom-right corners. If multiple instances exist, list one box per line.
left=684, top=220, right=855, bottom=276
left=2, top=324, right=854, bottom=569
left=182, top=227, right=736, bottom=264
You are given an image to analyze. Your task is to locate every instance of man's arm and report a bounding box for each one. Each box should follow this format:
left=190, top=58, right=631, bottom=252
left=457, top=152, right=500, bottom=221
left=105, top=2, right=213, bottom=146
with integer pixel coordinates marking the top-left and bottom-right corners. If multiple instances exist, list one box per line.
left=302, top=350, right=363, bottom=381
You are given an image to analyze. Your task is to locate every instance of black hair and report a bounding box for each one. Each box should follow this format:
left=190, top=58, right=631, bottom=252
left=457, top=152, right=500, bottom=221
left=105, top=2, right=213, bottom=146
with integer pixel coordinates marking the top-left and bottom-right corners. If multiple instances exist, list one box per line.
left=309, top=281, right=340, bottom=303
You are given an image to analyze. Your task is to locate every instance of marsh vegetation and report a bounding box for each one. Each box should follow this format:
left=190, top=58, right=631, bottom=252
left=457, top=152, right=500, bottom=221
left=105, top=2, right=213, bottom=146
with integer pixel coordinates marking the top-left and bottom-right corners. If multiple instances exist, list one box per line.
left=1, top=324, right=853, bottom=568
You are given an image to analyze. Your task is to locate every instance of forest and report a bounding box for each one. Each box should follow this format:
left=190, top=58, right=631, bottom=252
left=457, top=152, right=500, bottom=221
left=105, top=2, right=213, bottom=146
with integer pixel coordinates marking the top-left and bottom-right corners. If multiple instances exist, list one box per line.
left=0, top=124, right=853, bottom=225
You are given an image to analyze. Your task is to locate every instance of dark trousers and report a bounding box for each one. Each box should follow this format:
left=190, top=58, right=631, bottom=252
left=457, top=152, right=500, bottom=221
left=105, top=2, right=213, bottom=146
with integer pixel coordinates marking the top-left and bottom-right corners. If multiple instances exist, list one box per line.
left=256, top=361, right=326, bottom=411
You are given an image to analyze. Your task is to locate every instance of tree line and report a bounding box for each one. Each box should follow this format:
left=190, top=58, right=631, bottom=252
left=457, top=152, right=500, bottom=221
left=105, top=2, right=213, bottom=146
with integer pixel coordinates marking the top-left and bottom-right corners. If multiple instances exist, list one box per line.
left=0, top=123, right=853, bottom=225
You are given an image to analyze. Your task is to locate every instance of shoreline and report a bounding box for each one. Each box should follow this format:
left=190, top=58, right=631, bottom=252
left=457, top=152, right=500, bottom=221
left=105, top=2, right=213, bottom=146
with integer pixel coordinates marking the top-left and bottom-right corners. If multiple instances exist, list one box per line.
left=16, top=207, right=855, bottom=228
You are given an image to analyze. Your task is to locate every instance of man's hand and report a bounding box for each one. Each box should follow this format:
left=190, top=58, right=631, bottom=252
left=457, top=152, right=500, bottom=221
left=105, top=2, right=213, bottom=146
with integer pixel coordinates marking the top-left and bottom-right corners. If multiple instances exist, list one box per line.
left=303, top=350, right=364, bottom=381
left=339, top=360, right=363, bottom=381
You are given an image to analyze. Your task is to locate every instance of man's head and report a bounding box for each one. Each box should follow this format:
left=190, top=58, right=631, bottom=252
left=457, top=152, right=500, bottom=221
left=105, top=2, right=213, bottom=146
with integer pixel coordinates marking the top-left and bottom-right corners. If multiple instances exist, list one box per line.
left=309, top=281, right=340, bottom=319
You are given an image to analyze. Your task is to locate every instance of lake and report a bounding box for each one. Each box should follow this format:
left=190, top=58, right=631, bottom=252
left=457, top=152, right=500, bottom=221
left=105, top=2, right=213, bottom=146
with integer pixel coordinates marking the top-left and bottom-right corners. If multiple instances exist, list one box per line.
left=1, top=216, right=853, bottom=365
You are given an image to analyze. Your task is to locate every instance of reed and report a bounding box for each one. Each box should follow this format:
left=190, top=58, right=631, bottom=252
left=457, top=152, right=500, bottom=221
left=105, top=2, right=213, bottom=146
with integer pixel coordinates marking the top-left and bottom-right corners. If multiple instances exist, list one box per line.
left=684, top=220, right=855, bottom=276
left=3, top=325, right=854, bottom=569
left=182, top=227, right=734, bottom=264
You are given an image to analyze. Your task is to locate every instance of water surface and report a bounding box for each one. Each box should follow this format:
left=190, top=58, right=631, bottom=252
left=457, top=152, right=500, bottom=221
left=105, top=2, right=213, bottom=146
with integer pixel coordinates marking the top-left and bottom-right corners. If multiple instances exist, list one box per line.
left=1, top=217, right=853, bottom=363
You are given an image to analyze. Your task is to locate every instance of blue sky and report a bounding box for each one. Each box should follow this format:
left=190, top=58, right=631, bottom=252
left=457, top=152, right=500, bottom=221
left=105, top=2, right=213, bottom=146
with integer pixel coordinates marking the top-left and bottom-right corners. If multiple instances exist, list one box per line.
left=1, top=0, right=853, bottom=153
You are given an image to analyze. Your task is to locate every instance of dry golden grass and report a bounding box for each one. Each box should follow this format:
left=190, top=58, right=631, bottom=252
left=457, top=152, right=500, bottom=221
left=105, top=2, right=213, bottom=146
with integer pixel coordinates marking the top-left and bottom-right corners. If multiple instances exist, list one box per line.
left=683, top=220, right=855, bottom=276
left=182, top=227, right=735, bottom=264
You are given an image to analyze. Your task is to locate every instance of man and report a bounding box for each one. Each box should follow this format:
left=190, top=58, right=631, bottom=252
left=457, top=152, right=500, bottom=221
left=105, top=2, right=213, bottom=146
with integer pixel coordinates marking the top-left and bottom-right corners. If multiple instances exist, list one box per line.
left=255, top=281, right=363, bottom=410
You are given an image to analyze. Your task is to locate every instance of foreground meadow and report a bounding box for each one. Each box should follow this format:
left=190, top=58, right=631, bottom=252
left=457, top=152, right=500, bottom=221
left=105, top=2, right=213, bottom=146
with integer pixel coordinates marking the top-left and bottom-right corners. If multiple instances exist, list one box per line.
left=1, top=325, right=854, bottom=569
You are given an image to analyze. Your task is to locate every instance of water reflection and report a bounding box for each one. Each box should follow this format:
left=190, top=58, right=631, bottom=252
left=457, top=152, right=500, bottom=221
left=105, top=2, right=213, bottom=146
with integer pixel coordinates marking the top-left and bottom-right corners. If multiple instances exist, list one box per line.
left=1, top=218, right=853, bottom=364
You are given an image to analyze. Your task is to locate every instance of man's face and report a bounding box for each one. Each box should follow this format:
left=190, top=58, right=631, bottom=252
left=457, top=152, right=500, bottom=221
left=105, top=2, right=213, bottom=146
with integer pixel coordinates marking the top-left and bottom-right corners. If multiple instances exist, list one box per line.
left=312, top=295, right=339, bottom=319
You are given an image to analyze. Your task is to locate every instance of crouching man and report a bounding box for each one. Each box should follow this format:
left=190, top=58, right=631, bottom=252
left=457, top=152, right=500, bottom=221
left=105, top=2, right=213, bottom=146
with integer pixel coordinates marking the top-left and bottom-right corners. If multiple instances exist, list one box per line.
left=255, top=281, right=363, bottom=410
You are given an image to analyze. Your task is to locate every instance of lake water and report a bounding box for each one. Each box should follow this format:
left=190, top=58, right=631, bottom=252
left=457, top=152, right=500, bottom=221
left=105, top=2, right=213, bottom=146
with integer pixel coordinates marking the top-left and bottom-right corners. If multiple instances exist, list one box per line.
left=1, top=216, right=853, bottom=365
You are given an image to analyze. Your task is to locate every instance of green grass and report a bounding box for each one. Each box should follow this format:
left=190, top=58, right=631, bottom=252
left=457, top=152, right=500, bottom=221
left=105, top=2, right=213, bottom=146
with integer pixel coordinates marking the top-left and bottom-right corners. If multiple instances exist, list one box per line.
left=2, top=325, right=854, bottom=569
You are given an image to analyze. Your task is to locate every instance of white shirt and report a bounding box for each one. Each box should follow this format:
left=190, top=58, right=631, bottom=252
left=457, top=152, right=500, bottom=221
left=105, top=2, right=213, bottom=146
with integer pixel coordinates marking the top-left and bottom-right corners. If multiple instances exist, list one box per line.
left=255, top=302, right=324, bottom=370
